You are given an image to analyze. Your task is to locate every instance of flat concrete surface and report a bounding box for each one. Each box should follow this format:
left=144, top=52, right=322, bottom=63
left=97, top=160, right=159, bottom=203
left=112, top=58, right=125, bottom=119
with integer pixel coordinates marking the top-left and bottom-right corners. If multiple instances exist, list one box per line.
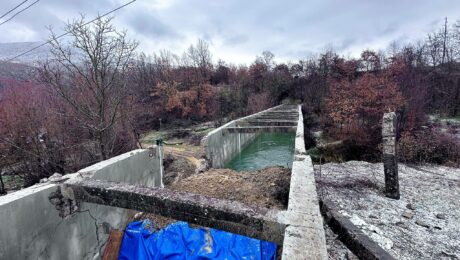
left=281, top=106, right=328, bottom=260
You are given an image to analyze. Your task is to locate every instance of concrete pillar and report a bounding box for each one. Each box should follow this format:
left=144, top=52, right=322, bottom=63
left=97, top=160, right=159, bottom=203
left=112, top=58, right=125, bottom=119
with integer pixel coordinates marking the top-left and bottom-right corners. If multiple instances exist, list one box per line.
left=382, top=112, right=399, bottom=199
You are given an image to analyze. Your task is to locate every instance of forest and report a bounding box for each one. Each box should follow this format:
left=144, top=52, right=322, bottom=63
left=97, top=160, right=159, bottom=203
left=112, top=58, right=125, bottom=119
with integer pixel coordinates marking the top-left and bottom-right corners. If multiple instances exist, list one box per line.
left=0, top=16, right=459, bottom=193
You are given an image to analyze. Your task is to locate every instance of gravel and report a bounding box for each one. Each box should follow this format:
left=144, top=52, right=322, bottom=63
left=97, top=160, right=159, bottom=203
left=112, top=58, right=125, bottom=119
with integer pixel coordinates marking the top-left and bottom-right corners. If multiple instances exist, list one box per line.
left=315, top=161, right=460, bottom=260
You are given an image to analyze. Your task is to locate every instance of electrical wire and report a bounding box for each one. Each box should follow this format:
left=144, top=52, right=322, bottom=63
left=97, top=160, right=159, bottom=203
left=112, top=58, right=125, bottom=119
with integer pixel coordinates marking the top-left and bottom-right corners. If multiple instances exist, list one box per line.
left=0, top=0, right=29, bottom=20
left=4, top=0, right=136, bottom=62
left=0, top=0, right=40, bottom=26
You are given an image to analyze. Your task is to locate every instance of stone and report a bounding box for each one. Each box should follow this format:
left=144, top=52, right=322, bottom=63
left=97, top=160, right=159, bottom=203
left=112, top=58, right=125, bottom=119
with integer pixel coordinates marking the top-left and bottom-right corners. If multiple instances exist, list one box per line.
left=402, top=211, right=414, bottom=219
left=48, top=173, right=63, bottom=182
left=133, top=212, right=144, bottom=220
left=436, top=213, right=446, bottom=219
left=369, top=214, right=378, bottom=219
left=406, top=203, right=416, bottom=210
left=395, top=221, right=405, bottom=227
left=195, top=159, right=209, bottom=174
left=415, top=220, right=430, bottom=228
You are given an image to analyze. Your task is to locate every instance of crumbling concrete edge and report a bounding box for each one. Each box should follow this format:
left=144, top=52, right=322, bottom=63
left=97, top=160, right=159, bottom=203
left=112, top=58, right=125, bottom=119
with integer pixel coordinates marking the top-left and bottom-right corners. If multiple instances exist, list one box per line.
left=320, top=199, right=396, bottom=260
left=281, top=105, right=328, bottom=260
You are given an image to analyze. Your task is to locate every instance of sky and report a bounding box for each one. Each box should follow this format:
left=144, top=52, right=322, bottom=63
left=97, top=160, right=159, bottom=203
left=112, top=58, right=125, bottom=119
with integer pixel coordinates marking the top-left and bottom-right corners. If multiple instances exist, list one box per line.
left=0, top=0, right=460, bottom=64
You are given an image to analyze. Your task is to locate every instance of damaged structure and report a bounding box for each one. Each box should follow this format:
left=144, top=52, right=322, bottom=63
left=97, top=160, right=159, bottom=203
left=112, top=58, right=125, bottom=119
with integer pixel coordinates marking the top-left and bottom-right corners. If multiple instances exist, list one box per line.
left=0, top=105, right=327, bottom=259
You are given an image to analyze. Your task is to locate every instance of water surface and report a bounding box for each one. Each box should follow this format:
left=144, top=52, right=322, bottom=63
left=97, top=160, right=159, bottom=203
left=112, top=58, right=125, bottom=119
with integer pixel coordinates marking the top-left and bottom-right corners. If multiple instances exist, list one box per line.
left=225, top=132, right=295, bottom=171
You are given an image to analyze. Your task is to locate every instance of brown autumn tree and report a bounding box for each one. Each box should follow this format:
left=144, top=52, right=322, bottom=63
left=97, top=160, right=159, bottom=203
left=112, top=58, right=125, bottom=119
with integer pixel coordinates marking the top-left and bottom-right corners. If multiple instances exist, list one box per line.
left=326, top=72, right=405, bottom=142
left=152, top=82, right=218, bottom=120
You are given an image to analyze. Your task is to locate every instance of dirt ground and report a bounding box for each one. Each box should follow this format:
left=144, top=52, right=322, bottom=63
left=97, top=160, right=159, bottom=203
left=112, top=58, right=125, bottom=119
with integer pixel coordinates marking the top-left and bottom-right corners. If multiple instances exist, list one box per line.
left=170, top=166, right=291, bottom=209
left=133, top=150, right=291, bottom=229
left=315, top=161, right=460, bottom=260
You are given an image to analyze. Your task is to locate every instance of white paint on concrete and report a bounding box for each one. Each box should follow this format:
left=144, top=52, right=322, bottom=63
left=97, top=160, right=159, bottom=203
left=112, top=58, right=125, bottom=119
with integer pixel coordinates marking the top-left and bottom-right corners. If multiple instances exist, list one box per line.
left=0, top=147, right=163, bottom=260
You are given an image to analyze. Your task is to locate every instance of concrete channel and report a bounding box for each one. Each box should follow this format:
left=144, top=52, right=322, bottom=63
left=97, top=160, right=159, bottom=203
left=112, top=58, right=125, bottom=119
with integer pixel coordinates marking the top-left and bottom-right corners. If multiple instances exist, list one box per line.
left=0, top=104, right=327, bottom=259
left=202, top=104, right=328, bottom=259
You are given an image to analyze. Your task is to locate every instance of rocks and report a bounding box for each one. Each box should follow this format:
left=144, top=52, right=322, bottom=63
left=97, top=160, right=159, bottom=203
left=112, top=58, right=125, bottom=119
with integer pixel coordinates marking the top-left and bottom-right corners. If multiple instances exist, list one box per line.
left=406, top=203, right=416, bottom=210
left=48, top=173, right=63, bottom=182
left=314, top=161, right=460, bottom=260
left=415, top=220, right=430, bottom=228
left=195, top=159, right=209, bottom=174
left=39, top=173, right=64, bottom=183
left=436, top=213, right=446, bottom=219
left=402, top=211, right=414, bottom=219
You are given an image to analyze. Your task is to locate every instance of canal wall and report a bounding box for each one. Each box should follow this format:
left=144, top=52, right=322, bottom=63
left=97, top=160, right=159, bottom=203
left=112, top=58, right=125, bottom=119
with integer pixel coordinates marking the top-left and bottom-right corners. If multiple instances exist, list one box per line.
left=0, top=148, right=163, bottom=260
left=281, top=105, right=328, bottom=259
left=201, top=105, right=284, bottom=168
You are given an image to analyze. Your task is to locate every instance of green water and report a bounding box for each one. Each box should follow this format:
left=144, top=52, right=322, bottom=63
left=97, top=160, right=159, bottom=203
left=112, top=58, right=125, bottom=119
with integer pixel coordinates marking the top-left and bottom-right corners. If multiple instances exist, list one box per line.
left=225, top=132, right=295, bottom=171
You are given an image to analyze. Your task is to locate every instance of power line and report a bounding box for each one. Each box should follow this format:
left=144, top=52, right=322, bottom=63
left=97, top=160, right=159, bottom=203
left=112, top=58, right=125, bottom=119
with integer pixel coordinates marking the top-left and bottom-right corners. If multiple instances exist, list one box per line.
left=0, top=0, right=29, bottom=20
left=4, top=0, right=136, bottom=62
left=0, top=0, right=39, bottom=26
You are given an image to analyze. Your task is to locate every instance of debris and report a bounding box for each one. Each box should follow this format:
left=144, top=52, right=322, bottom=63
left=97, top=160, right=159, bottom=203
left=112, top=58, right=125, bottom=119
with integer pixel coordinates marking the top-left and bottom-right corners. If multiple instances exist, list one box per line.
left=406, top=203, right=416, bottom=210
left=170, top=166, right=291, bottom=209
left=402, top=211, right=414, bottom=219
left=436, top=213, right=446, bottom=219
left=195, top=159, right=209, bottom=174
left=315, top=161, right=460, bottom=259
left=415, top=220, right=430, bottom=228
left=133, top=212, right=144, bottom=220
left=48, top=173, right=63, bottom=182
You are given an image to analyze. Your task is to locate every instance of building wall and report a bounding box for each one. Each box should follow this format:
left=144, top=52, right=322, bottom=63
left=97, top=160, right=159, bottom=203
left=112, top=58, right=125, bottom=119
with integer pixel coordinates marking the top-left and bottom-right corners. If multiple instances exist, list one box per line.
left=0, top=148, right=163, bottom=260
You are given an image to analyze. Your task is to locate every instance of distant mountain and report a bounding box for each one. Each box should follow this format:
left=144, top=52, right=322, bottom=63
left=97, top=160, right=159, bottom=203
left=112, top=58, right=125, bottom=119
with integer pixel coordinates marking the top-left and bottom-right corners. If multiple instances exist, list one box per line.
left=0, top=42, right=51, bottom=65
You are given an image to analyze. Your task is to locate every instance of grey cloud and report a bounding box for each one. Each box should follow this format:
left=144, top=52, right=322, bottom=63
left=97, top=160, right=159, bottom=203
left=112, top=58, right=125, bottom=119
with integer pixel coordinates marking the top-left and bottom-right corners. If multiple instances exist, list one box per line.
left=123, top=9, right=182, bottom=40
left=1, top=0, right=460, bottom=63
left=224, top=34, right=248, bottom=46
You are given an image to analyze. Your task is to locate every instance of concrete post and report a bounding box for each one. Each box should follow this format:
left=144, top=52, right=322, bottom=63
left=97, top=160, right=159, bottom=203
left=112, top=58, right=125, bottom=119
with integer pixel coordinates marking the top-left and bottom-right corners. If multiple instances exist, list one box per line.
left=382, top=112, right=399, bottom=199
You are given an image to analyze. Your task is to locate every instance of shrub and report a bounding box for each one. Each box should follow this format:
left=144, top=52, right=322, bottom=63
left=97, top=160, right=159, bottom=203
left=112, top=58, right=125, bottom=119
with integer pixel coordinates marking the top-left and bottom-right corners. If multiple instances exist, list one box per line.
left=398, top=129, right=460, bottom=166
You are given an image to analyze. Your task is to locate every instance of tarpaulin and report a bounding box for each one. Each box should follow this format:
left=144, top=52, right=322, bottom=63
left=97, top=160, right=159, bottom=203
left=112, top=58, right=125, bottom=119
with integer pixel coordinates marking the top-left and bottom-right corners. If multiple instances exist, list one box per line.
left=119, top=220, right=277, bottom=260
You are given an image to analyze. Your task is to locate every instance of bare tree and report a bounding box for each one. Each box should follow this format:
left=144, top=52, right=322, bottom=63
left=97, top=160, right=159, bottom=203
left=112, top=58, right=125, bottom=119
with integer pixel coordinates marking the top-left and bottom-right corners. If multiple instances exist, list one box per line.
left=186, top=39, right=213, bottom=80
left=40, top=16, right=138, bottom=160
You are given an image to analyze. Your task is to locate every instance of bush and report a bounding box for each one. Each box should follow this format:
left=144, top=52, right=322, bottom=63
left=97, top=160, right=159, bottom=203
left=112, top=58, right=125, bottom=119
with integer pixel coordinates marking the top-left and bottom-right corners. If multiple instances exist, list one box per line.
left=398, top=129, right=460, bottom=166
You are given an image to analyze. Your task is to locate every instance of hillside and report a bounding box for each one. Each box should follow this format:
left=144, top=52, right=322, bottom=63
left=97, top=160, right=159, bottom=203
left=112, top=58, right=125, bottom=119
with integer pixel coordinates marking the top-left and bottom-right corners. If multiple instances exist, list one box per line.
left=0, top=42, right=50, bottom=64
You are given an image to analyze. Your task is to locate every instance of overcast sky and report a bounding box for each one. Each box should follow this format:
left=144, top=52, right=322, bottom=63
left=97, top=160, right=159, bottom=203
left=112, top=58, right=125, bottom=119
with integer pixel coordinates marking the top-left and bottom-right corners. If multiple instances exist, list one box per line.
left=1, top=0, right=460, bottom=64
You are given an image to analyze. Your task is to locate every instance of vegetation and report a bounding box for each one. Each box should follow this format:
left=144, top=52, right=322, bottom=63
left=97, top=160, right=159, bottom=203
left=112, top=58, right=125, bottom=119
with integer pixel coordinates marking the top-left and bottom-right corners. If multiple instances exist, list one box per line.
left=1, top=16, right=460, bottom=192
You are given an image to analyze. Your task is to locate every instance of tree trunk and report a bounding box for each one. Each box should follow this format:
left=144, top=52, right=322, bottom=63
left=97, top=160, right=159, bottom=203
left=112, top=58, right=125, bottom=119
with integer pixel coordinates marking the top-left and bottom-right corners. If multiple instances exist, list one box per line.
left=98, top=131, right=107, bottom=161
left=0, top=174, right=6, bottom=195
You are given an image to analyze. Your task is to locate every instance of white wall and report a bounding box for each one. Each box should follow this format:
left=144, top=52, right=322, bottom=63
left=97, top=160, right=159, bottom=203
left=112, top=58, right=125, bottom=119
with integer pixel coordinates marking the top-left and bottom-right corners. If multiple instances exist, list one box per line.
left=0, top=148, right=163, bottom=260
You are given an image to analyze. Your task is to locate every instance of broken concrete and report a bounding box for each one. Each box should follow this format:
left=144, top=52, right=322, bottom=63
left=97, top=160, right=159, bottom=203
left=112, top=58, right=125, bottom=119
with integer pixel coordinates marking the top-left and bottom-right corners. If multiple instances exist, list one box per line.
left=63, top=177, right=286, bottom=245
left=0, top=148, right=163, bottom=260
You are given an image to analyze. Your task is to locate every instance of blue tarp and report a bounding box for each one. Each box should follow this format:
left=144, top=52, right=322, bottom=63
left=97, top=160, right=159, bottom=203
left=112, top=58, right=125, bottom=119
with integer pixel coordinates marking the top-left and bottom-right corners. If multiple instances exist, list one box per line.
left=119, top=220, right=277, bottom=260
